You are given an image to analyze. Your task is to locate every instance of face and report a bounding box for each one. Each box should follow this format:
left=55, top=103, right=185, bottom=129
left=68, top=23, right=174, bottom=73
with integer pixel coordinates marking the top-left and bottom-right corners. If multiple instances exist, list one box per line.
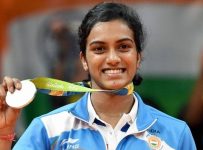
left=80, top=19, right=141, bottom=90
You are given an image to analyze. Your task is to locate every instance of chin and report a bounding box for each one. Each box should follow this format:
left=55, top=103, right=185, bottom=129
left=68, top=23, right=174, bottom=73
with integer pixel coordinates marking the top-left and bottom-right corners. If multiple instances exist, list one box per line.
left=104, top=81, right=129, bottom=90
left=92, top=79, right=131, bottom=90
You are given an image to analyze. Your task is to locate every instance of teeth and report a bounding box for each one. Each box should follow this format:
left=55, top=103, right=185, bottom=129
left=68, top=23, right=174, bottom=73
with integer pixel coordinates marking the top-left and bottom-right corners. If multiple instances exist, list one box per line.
left=104, top=69, right=123, bottom=74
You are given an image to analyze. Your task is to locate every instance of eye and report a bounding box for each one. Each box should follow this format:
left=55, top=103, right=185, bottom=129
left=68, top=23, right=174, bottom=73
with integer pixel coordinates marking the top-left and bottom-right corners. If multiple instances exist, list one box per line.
left=118, top=44, right=130, bottom=52
left=93, top=46, right=106, bottom=54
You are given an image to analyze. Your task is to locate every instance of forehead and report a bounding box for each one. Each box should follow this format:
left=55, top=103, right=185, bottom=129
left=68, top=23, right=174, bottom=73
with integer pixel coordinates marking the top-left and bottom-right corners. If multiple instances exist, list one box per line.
left=87, top=19, right=134, bottom=43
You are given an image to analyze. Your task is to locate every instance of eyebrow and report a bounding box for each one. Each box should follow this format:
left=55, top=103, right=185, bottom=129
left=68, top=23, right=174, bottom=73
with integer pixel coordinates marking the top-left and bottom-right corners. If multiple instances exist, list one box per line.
left=89, top=41, right=105, bottom=46
left=116, top=38, right=134, bottom=44
left=89, top=38, right=134, bottom=46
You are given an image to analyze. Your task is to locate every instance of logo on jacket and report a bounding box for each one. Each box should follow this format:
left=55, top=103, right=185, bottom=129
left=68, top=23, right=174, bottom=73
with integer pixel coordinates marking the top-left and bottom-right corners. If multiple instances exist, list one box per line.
left=60, top=138, right=80, bottom=150
left=147, top=135, right=162, bottom=150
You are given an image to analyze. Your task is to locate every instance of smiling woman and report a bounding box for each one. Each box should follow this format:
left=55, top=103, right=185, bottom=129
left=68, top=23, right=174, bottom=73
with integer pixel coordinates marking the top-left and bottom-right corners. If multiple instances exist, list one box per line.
left=80, top=20, right=141, bottom=90
left=0, top=2, right=196, bottom=150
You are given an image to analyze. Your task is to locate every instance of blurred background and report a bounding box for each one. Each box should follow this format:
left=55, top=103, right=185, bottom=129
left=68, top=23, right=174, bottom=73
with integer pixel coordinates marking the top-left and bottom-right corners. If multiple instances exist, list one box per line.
left=0, top=0, right=203, bottom=147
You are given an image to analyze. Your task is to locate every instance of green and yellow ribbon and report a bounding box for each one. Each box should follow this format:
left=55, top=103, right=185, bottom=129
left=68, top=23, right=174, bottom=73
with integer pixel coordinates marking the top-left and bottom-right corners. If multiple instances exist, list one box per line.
left=30, top=77, right=134, bottom=96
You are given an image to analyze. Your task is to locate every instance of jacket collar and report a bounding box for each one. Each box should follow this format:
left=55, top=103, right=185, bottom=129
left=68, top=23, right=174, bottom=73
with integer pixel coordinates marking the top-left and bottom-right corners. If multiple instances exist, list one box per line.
left=69, top=92, right=157, bottom=132
left=134, top=93, right=157, bottom=132
left=69, top=93, right=90, bottom=122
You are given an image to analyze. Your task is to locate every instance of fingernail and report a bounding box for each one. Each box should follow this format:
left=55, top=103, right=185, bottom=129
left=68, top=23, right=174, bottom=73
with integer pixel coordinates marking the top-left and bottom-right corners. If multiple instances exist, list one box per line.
left=16, top=83, right=21, bottom=89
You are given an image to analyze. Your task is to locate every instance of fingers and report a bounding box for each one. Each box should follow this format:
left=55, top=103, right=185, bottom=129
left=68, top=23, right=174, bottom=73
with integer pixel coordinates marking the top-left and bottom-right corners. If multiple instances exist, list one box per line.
left=12, top=78, right=22, bottom=90
left=0, top=76, right=22, bottom=109
left=2, top=76, right=22, bottom=93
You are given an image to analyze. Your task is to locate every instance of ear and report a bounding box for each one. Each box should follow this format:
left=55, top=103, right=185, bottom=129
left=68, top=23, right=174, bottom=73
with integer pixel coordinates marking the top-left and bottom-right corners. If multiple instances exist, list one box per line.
left=80, top=52, right=88, bottom=71
left=136, top=53, right=142, bottom=69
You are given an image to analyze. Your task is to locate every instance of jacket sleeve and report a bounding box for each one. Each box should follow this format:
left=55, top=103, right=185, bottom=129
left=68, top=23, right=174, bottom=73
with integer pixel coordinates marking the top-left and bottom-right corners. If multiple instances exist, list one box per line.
left=13, top=118, right=50, bottom=150
left=178, top=123, right=196, bottom=150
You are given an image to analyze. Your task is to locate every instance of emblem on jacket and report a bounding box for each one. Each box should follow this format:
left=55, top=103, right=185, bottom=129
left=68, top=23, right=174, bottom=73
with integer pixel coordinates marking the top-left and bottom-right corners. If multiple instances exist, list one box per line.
left=147, top=135, right=162, bottom=150
left=60, top=138, right=80, bottom=150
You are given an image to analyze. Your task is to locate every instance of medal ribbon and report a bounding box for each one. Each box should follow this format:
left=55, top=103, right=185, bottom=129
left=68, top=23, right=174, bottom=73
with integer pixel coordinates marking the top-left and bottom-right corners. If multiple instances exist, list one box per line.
left=30, top=77, right=134, bottom=96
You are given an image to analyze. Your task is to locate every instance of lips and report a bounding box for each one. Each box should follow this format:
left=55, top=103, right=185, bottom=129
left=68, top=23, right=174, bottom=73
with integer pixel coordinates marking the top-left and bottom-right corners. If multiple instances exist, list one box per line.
left=102, top=68, right=125, bottom=74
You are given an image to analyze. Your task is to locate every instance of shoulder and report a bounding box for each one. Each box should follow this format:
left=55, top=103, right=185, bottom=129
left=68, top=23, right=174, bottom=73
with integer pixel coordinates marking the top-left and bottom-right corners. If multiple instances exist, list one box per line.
left=146, top=104, right=194, bottom=140
left=42, top=102, right=77, bottom=117
left=135, top=92, right=187, bottom=128
left=36, top=101, right=78, bottom=124
left=144, top=104, right=196, bottom=149
left=146, top=104, right=188, bottom=129
left=26, top=102, right=77, bottom=130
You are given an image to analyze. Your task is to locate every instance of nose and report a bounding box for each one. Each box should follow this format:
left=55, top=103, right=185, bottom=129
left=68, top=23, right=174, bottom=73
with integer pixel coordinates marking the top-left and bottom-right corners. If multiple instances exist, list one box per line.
left=106, top=50, right=121, bottom=66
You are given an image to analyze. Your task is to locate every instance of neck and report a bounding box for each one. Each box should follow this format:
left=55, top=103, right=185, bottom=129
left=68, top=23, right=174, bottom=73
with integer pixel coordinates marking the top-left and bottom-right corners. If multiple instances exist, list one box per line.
left=90, top=92, right=134, bottom=128
left=91, top=92, right=134, bottom=117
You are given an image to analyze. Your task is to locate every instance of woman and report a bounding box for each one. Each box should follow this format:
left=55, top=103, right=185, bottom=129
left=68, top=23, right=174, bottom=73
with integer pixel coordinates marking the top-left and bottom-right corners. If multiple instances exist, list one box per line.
left=0, top=2, right=196, bottom=150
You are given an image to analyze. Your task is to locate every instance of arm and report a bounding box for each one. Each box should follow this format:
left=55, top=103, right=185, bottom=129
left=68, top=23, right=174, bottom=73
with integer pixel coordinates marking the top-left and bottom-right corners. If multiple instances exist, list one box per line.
left=0, top=76, right=22, bottom=150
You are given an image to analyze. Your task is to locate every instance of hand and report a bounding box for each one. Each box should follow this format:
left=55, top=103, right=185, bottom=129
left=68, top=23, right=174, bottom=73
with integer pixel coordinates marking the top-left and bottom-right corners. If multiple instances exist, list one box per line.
left=0, top=76, right=22, bottom=134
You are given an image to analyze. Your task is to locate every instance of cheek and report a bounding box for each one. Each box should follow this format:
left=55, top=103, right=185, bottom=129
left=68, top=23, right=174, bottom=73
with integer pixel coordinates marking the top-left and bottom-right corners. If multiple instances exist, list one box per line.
left=130, top=63, right=139, bottom=74
left=126, top=55, right=140, bottom=73
left=86, top=53, right=104, bottom=67
left=85, top=56, right=99, bottom=73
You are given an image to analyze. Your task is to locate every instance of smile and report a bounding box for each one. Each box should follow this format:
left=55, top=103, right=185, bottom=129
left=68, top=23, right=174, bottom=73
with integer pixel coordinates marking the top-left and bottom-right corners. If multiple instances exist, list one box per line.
left=102, top=68, right=125, bottom=74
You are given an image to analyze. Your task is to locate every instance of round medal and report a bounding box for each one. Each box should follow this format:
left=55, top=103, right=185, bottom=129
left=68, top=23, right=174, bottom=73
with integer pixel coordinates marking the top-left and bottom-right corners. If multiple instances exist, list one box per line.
left=6, top=80, right=37, bottom=109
